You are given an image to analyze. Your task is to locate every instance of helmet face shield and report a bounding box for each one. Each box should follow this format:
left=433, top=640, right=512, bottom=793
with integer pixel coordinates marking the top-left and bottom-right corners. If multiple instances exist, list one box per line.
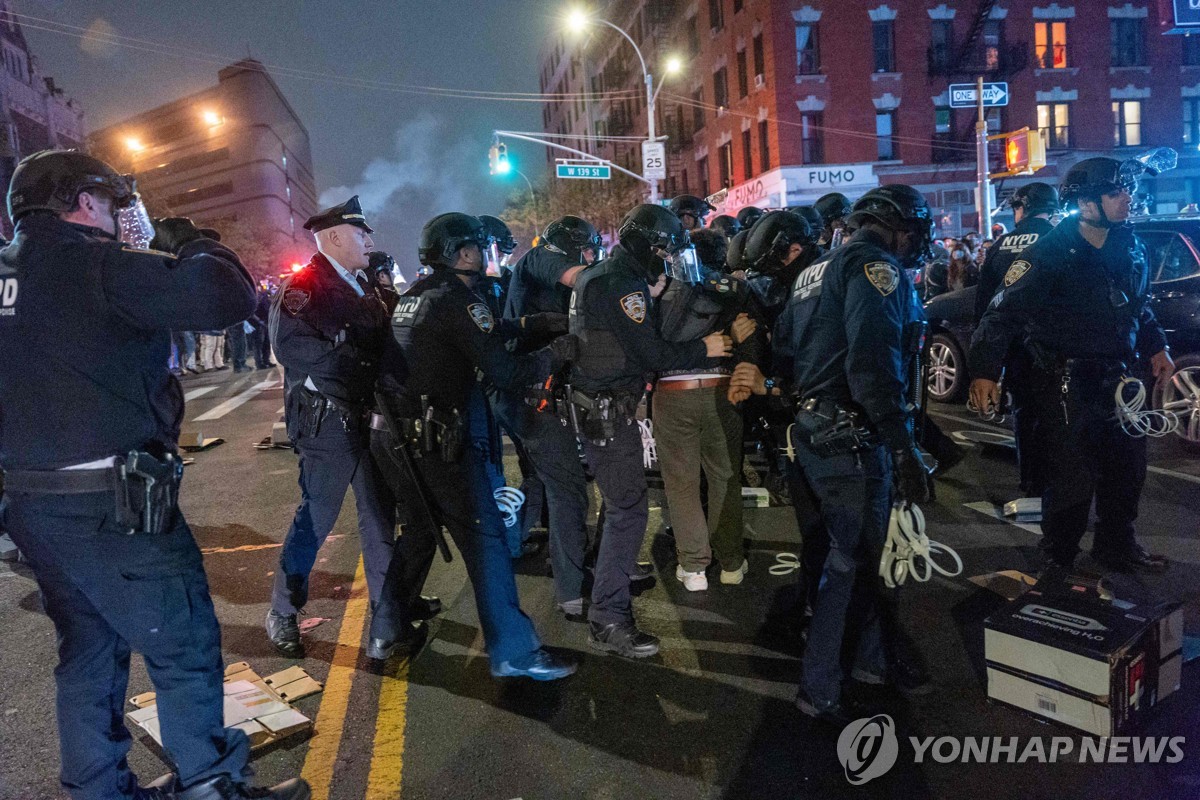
left=666, top=245, right=703, bottom=284
left=117, top=194, right=155, bottom=248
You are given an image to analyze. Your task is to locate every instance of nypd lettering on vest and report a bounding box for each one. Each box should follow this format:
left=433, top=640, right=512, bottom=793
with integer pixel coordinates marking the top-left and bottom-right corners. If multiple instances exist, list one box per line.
left=392, top=295, right=422, bottom=325
left=791, top=259, right=828, bottom=301
left=468, top=302, right=495, bottom=333
left=1000, top=233, right=1040, bottom=254
left=864, top=262, right=899, bottom=296
left=620, top=291, right=647, bottom=324
left=0, top=276, right=16, bottom=317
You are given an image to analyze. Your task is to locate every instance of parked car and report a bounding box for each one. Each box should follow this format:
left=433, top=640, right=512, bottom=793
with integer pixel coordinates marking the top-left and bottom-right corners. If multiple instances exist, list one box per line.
left=921, top=213, right=1200, bottom=448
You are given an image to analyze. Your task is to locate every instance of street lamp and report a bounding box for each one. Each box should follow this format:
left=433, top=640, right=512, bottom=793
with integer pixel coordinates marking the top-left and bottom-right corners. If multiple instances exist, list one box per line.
left=565, top=8, right=680, bottom=203
left=125, top=137, right=144, bottom=153
left=201, top=109, right=223, bottom=127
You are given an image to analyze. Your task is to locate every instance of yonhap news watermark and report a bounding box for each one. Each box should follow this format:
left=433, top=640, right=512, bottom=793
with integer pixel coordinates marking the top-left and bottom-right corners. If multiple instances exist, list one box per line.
left=838, top=715, right=1187, bottom=786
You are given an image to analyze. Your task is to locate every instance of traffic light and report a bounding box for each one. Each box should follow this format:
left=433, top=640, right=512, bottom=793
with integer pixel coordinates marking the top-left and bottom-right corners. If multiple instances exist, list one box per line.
left=997, top=128, right=1045, bottom=177
left=489, top=143, right=510, bottom=175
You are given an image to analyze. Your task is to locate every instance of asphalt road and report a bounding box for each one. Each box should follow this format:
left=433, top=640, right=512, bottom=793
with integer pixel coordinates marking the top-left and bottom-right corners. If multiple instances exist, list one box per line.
left=2, top=366, right=1199, bottom=800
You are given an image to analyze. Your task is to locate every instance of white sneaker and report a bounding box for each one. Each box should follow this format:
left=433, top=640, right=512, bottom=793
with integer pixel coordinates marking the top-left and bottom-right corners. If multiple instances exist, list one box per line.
left=675, top=564, right=709, bottom=591
left=720, top=559, right=748, bottom=585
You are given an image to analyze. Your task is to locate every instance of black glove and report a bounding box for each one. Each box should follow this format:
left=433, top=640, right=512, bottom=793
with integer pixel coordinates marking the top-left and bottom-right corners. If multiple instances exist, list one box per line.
left=150, top=217, right=205, bottom=254
left=522, top=312, right=570, bottom=336
left=546, top=333, right=579, bottom=366
left=892, top=446, right=932, bottom=504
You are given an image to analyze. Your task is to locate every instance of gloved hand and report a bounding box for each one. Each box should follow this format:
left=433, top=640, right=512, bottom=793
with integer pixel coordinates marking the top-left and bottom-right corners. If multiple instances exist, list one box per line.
left=892, top=446, right=932, bottom=504
left=522, top=312, right=570, bottom=336
left=150, top=217, right=205, bottom=254
left=546, top=333, right=580, bottom=366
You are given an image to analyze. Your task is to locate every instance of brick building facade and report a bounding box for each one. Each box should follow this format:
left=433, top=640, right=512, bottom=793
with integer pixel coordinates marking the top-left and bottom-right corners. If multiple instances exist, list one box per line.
left=540, top=0, right=1200, bottom=236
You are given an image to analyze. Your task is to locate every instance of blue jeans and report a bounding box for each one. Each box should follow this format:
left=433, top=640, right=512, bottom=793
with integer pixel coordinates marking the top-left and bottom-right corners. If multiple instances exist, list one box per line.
left=468, top=389, right=520, bottom=555
left=3, top=492, right=249, bottom=799
left=793, top=442, right=892, bottom=708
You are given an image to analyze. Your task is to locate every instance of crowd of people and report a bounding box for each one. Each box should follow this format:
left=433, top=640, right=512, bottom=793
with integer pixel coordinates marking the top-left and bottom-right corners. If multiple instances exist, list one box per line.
left=0, top=144, right=1178, bottom=800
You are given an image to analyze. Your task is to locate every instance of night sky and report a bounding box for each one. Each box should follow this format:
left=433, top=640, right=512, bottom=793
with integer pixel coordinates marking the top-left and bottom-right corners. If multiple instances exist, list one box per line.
left=19, top=0, right=560, bottom=272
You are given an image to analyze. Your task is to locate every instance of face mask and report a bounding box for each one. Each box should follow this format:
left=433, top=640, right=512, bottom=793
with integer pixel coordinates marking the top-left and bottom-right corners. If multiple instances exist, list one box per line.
left=117, top=195, right=155, bottom=249
left=953, top=249, right=967, bottom=260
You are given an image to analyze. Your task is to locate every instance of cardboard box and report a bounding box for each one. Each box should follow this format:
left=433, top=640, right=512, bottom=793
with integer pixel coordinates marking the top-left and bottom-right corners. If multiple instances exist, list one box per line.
left=984, top=586, right=1183, bottom=735
left=128, top=662, right=322, bottom=750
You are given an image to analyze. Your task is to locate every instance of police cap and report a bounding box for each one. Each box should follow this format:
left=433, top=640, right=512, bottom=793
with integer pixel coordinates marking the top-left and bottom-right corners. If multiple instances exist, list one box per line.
left=303, top=195, right=374, bottom=234
left=8, top=149, right=137, bottom=222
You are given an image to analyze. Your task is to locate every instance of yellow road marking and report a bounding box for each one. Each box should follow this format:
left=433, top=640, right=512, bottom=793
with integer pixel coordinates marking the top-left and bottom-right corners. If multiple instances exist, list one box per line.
left=301, top=556, right=370, bottom=799
left=365, top=659, right=411, bottom=799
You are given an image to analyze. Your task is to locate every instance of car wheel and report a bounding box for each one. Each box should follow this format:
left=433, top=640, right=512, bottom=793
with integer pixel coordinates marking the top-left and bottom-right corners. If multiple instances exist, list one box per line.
left=928, top=333, right=967, bottom=403
left=1154, top=353, right=1200, bottom=451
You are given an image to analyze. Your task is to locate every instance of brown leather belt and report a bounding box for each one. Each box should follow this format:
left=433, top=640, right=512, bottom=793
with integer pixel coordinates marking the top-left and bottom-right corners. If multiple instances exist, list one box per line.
left=655, top=376, right=731, bottom=392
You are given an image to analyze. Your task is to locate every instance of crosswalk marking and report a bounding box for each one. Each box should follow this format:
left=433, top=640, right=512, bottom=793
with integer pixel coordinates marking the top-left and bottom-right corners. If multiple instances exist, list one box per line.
left=183, top=386, right=218, bottom=401
left=191, top=380, right=278, bottom=422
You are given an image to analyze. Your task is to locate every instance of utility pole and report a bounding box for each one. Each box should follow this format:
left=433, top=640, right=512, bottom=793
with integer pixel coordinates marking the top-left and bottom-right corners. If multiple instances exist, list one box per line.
left=974, top=75, right=994, bottom=237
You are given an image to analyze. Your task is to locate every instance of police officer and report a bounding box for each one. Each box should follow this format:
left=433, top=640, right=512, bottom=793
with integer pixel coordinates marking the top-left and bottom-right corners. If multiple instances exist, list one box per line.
left=266, top=196, right=400, bottom=658
left=726, top=228, right=750, bottom=277
left=735, top=205, right=765, bottom=232
left=495, top=215, right=600, bottom=618
left=969, top=158, right=1173, bottom=573
left=568, top=204, right=732, bottom=657
left=708, top=213, right=741, bottom=239
left=973, top=182, right=1059, bottom=498
left=477, top=213, right=517, bottom=315
left=813, top=192, right=853, bottom=249
left=0, top=151, right=305, bottom=799
left=731, top=185, right=933, bottom=723
left=367, top=213, right=576, bottom=680
left=668, top=194, right=715, bottom=231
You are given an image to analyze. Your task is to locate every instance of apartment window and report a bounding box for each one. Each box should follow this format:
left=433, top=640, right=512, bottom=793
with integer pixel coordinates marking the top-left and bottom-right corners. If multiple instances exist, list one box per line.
left=688, top=17, right=700, bottom=56
left=692, top=88, right=706, bottom=130
left=737, top=49, right=748, bottom=98
left=734, top=0, right=744, bottom=12
left=708, top=0, right=723, bottom=32
left=796, top=23, right=820, bottom=74
left=1185, top=35, right=1200, bottom=67
left=801, top=113, right=823, bottom=163
left=935, top=108, right=952, bottom=135
left=1186, top=99, right=1200, bottom=146
left=753, top=33, right=765, bottom=76
left=698, top=156, right=710, bottom=197
left=1113, top=100, right=1142, bottom=147
left=933, top=108, right=959, bottom=162
left=1034, top=22, right=1068, bottom=69
left=714, top=67, right=729, bottom=108
left=982, top=20, right=1004, bottom=71
left=873, top=21, right=895, bottom=73
left=718, top=142, right=734, bottom=188
left=742, top=128, right=753, bottom=180
left=1110, top=18, right=1146, bottom=67
left=759, top=119, right=771, bottom=171
left=876, top=111, right=896, bottom=161
left=1037, top=102, right=1070, bottom=148
left=2, top=44, right=27, bottom=82
left=930, top=21, right=953, bottom=73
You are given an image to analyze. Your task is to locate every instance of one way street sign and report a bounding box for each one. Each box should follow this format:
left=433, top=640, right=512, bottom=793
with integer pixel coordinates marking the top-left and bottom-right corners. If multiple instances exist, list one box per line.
left=949, top=82, right=1009, bottom=108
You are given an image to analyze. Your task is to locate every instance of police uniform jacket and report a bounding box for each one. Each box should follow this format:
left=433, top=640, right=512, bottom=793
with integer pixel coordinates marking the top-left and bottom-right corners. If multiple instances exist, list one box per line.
left=968, top=215, right=1168, bottom=382
left=503, top=245, right=576, bottom=352
left=269, top=252, right=394, bottom=414
left=656, top=266, right=766, bottom=377
left=568, top=244, right=711, bottom=394
left=748, top=247, right=822, bottom=385
left=382, top=269, right=556, bottom=419
left=777, top=228, right=924, bottom=451
left=0, top=214, right=255, bottom=469
left=973, top=215, right=1054, bottom=323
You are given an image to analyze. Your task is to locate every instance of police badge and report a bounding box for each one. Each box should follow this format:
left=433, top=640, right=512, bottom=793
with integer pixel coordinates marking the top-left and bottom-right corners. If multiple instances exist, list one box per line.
left=864, top=262, right=899, bottom=296
left=282, top=288, right=310, bottom=315
left=620, top=291, right=647, bottom=323
left=1004, top=260, right=1031, bottom=287
left=467, top=302, right=495, bottom=333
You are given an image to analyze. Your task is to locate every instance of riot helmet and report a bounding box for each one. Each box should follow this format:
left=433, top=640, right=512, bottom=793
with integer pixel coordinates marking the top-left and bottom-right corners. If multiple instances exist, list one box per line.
left=478, top=214, right=516, bottom=276
left=668, top=195, right=715, bottom=229
left=735, top=205, right=765, bottom=230
left=1009, top=182, right=1060, bottom=218
left=417, top=212, right=488, bottom=270
left=814, top=192, right=853, bottom=227
left=8, top=149, right=137, bottom=222
left=619, top=203, right=693, bottom=280
left=708, top=214, right=741, bottom=238
left=791, top=206, right=825, bottom=238
left=726, top=229, right=749, bottom=273
left=542, top=214, right=602, bottom=263
left=742, top=210, right=813, bottom=274
left=846, top=184, right=934, bottom=269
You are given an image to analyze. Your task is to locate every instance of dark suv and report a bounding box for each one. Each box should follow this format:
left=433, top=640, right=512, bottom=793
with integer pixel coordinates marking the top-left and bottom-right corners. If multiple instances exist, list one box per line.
left=921, top=213, right=1200, bottom=447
